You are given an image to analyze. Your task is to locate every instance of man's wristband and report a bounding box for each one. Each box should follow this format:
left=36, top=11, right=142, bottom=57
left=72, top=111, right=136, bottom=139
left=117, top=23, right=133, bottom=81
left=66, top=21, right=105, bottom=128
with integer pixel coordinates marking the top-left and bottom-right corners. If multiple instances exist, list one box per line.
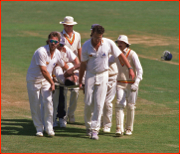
left=128, top=67, right=133, bottom=70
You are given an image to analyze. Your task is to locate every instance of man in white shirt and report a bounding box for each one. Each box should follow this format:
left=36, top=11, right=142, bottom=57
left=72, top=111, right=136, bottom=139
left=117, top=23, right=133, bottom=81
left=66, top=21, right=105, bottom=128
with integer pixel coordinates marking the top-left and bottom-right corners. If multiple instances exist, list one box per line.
left=52, top=37, right=80, bottom=128
left=79, top=25, right=135, bottom=140
left=109, top=35, right=143, bottom=136
left=90, top=24, right=118, bottom=133
left=58, top=16, right=82, bottom=124
left=26, top=32, right=69, bottom=137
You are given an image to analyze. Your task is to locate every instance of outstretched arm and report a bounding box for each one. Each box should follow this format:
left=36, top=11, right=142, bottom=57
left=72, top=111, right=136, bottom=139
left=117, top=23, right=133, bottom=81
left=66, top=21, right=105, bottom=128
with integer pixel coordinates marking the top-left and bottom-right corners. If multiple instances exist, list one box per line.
left=39, top=66, right=55, bottom=91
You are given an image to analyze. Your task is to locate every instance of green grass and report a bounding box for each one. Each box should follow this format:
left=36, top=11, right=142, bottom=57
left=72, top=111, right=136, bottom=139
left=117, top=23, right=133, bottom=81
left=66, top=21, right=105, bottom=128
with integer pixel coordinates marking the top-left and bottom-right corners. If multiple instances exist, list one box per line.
left=1, top=1, right=179, bottom=153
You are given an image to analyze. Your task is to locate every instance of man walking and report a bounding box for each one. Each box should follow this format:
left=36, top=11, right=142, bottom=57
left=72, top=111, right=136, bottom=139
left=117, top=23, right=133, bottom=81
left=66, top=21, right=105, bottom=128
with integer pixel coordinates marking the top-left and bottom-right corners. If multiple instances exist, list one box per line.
left=90, top=24, right=118, bottom=133
left=52, top=37, right=80, bottom=127
left=79, top=25, right=135, bottom=140
left=26, top=32, right=69, bottom=137
left=110, top=35, right=143, bottom=136
left=58, top=16, right=82, bottom=124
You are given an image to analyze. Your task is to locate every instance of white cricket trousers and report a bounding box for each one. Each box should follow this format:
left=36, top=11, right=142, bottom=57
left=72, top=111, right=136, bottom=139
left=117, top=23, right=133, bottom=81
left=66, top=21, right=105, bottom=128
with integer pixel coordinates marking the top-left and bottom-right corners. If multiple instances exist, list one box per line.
left=27, top=80, right=54, bottom=133
left=64, top=87, right=79, bottom=117
left=84, top=71, right=108, bottom=132
left=116, top=86, right=138, bottom=132
left=102, top=75, right=117, bottom=128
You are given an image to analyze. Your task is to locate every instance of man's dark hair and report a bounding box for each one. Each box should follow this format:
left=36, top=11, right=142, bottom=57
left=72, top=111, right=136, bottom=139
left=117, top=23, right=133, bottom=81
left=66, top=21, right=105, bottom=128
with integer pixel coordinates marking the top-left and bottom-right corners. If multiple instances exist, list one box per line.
left=46, top=31, right=60, bottom=44
left=91, top=25, right=105, bottom=36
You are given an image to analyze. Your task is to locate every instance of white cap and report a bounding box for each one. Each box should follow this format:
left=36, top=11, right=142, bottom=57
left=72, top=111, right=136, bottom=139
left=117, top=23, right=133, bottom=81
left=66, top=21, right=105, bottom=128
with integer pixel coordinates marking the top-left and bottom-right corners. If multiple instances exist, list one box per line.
left=60, top=37, right=65, bottom=45
left=59, top=16, right=77, bottom=25
left=115, top=35, right=131, bottom=45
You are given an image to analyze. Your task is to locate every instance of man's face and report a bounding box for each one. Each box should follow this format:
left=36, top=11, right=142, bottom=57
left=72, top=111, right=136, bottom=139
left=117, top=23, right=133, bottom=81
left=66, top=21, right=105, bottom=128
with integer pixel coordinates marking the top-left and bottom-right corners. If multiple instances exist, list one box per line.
left=117, top=41, right=127, bottom=51
left=91, top=32, right=103, bottom=45
left=63, top=24, right=74, bottom=33
left=57, top=43, right=65, bottom=52
left=48, top=36, right=59, bottom=52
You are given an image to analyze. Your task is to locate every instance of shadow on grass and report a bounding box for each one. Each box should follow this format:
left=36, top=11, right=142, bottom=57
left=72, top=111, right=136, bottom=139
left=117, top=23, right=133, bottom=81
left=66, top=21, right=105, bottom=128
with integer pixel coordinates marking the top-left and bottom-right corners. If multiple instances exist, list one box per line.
left=1, top=119, right=36, bottom=136
left=1, top=119, right=88, bottom=139
left=67, top=121, right=85, bottom=125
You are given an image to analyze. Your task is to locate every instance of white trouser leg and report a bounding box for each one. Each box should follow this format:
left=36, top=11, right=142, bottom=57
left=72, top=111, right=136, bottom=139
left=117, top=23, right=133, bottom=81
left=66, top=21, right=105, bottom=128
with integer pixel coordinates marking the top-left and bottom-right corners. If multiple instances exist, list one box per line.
left=84, top=71, right=94, bottom=129
left=27, top=82, right=44, bottom=132
left=90, top=71, right=108, bottom=132
left=125, top=90, right=137, bottom=131
left=40, top=94, right=45, bottom=126
left=41, top=81, right=54, bottom=133
left=67, top=87, right=79, bottom=116
left=115, top=107, right=124, bottom=132
left=126, top=103, right=135, bottom=131
left=102, top=76, right=117, bottom=128
left=116, top=86, right=127, bottom=132
left=52, top=86, right=60, bottom=123
left=84, top=103, right=93, bottom=129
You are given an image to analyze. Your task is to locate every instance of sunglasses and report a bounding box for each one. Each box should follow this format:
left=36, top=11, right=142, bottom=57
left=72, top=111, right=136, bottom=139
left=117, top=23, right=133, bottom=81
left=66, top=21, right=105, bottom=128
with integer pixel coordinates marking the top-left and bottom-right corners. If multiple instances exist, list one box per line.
left=59, top=43, right=64, bottom=47
left=49, top=39, right=59, bottom=44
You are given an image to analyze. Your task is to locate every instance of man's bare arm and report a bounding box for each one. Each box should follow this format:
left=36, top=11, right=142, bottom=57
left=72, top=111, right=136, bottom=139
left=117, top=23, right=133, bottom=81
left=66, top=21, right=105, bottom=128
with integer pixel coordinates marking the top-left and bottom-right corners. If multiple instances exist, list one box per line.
left=79, top=61, right=87, bottom=88
left=78, top=48, right=82, bottom=62
left=118, top=53, right=135, bottom=80
left=39, top=66, right=55, bottom=91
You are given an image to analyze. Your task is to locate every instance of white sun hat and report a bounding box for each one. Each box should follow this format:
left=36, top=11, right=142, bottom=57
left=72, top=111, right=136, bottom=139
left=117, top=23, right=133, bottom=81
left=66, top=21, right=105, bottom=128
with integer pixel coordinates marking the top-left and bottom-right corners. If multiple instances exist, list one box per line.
left=59, top=16, right=77, bottom=25
left=115, top=35, right=131, bottom=45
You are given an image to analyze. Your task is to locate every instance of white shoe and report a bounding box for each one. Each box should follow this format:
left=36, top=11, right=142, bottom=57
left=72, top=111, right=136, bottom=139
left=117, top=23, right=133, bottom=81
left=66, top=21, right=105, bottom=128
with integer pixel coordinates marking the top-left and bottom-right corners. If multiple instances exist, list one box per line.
left=36, top=132, right=43, bottom=137
left=103, top=127, right=111, bottom=133
left=59, top=118, right=67, bottom=128
left=53, top=119, right=58, bottom=127
left=125, top=129, right=132, bottom=135
left=68, top=115, right=75, bottom=123
left=91, top=131, right=99, bottom=140
left=46, top=130, right=55, bottom=137
left=115, top=129, right=123, bottom=137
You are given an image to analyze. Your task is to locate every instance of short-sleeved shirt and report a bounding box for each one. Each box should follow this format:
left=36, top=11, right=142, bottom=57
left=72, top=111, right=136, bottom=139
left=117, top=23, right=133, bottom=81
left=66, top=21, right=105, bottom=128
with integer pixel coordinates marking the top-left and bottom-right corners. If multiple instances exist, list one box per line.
left=60, top=30, right=81, bottom=57
left=81, top=38, right=122, bottom=74
left=60, top=45, right=77, bottom=63
left=26, top=44, right=65, bottom=83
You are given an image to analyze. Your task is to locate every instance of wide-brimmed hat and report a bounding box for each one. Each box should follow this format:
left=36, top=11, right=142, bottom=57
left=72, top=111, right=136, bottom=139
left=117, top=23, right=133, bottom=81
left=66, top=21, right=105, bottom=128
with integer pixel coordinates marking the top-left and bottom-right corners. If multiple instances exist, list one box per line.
left=115, top=35, right=131, bottom=45
left=59, top=16, right=77, bottom=25
left=90, top=24, right=99, bottom=30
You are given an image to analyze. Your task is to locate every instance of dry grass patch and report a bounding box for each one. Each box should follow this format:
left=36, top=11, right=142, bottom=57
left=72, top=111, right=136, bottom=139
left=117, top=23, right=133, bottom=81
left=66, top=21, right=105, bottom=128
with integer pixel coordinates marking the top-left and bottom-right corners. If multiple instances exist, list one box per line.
left=136, top=97, right=179, bottom=116
left=129, top=34, right=178, bottom=47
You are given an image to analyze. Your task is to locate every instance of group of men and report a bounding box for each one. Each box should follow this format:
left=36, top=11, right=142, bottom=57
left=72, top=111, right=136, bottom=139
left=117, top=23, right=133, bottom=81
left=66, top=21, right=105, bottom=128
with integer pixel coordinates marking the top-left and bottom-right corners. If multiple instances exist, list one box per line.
left=26, top=16, right=143, bottom=140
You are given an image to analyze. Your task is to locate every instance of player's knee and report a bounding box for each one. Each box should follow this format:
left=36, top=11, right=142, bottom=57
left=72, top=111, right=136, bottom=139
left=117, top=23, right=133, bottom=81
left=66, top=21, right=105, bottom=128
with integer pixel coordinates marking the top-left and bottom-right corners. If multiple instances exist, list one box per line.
left=115, top=102, right=125, bottom=109
left=127, top=103, right=135, bottom=110
left=104, top=102, right=113, bottom=109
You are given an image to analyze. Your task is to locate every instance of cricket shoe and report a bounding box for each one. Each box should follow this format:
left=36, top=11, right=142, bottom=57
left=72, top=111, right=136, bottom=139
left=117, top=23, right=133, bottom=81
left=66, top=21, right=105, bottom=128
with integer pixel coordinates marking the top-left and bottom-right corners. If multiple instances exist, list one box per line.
left=90, top=131, right=99, bottom=140
left=59, top=118, right=67, bottom=128
left=125, top=129, right=132, bottom=135
left=115, top=129, right=123, bottom=137
left=68, top=115, right=75, bottom=123
left=36, top=132, right=43, bottom=137
left=103, top=127, right=111, bottom=133
left=46, top=130, right=55, bottom=137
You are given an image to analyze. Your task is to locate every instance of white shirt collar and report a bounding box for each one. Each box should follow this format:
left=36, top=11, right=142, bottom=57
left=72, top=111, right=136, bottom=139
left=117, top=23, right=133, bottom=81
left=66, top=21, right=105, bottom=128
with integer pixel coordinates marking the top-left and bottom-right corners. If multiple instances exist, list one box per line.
left=123, top=47, right=129, bottom=54
left=45, top=44, right=56, bottom=59
left=62, top=29, right=75, bottom=38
